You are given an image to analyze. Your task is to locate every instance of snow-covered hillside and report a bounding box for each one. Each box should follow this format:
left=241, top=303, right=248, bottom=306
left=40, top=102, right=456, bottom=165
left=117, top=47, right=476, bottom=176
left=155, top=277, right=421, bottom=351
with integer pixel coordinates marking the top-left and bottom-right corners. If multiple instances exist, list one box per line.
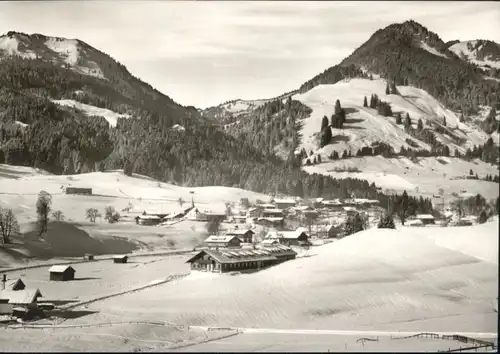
left=303, top=156, right=500, bottom=200
left=292, top=78, right=492, bottom=159
left=0, top=35, right=36, bottom=59
left=44, top=37, right=104, bottom=78
left=0, top=32, right=104, bottom=79
left=52, top=99, right=131, bottom=127
left=87, top=220, right=498, bottom=334
left=449, top=40, right=500, bottom=70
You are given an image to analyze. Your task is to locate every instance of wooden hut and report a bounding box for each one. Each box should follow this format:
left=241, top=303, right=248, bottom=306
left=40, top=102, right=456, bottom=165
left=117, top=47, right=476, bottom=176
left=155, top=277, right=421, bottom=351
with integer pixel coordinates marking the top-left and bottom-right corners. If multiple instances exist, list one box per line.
left=49, top=265, right=75, bottom=281
left=113, top=255, right=128, bottom=264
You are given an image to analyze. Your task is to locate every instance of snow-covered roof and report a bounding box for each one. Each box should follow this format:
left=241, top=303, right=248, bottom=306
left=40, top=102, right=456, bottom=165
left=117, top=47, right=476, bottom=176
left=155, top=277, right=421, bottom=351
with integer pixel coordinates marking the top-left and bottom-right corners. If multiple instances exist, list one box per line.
left=205, top=235, right=240, bottom=243
left=322, top=200, right=342, bottom=206
left=0, top=289, right=42, bottom=304
left=407, top=219, right=424, bottom=226
left=343, top=206, right=357, bottom=212
left=258, top=217, right=284, bottom=222
left=268, top=228, right=308, bottom=240
left=262, top=208, right=283, bottom=213
left=257, top=203, right=276, bottom=208
left=138, top=215, right=161, bottom=220
left=261, top=239, right=279, bottom=245
left=274, top=199, right=297, bottom=204
left=48, top=265, right=75, bottom=273
left=112, top=255, right=128, bottom=259
left=416, top=214, right=435, bottom=220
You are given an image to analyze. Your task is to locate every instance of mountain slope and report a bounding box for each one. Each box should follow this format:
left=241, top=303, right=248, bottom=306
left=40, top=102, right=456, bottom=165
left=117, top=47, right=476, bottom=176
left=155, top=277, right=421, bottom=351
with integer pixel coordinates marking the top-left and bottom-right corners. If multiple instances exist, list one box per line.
left=0, top=31, right=414, bottom=207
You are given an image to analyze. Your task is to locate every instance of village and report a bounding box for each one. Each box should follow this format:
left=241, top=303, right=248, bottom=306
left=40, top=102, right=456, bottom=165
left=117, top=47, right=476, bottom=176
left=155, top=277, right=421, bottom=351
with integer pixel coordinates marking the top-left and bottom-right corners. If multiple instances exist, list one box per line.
left=0, top=189, right=446, bottom=323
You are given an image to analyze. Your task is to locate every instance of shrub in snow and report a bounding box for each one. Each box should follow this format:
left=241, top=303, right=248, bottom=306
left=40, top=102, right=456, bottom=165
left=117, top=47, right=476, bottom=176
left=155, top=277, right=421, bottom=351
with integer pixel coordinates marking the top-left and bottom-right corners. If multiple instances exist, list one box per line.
left=377, top=214, right=395, bottom=229
left=478, top=210, right=488, bottom=224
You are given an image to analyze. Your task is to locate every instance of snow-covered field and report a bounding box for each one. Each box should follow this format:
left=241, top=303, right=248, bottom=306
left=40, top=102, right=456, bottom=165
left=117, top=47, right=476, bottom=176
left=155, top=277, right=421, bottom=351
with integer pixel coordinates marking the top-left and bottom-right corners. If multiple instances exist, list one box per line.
left=0, top=165, right=271, bottom=265
left=52, top=99, right=131, bottom=127
left=303, top=156, right=500, bottom=199
left=83, top=220, right=498, bottom=333
left=292, top=78, right=492, bottom=159
left=0, top=217, right=497, bottom=351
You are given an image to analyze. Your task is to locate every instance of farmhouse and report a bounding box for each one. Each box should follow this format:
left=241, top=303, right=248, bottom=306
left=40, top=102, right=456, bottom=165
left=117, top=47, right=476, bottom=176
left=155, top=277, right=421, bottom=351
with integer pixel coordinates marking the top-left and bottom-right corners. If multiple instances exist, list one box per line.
left=268, top=228, right=310, bottom=246
left=49, top=265, right=75, bottom=281
left=416, top=214, right=436, bottom=225
left=204, top=235, right=242, bottom=249
left=256, top=217, right=285, bottom=229
left=0, top=289, right=43, bottom=313
left=273, top=198, right=297, bottom=210
left=317, top=224, right=343, bottom=239
left=186, top=245, right=296, bottom=273
left=113, top=255, right=128, bottom=263
left=65, top=187, right=92, bottom=195
left=260, top=239, right=280, bottom=247
left=225, top=229, right=255, bottom=243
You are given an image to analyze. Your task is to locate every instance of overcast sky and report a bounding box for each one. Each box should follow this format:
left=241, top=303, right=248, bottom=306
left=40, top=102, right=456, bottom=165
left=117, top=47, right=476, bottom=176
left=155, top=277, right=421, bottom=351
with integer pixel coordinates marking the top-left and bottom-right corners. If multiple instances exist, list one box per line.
left=1, top=1, right=499, bottom=108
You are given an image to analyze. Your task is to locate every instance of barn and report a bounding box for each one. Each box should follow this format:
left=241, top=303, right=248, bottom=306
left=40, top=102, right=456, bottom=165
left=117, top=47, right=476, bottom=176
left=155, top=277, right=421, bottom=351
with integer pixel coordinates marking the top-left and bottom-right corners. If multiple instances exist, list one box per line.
left=0, top=288, right=43, bottom=314
left=225, top=229, right=255, bottom=243
left=186, top=246, right=296, bottom=273
left=49, top=265, right=75, bottom=281
left=204, top=235, right=242, bottom=249
left=256, top=217, right=285, bottom=229
left=260, top=239, right=280, bottom=247
left=113, top=255, right=128, bottom=263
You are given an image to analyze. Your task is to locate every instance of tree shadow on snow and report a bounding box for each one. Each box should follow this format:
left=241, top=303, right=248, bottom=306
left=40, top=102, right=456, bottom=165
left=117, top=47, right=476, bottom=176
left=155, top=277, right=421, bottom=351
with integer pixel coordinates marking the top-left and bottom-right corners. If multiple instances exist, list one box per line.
left=345, top=118, right=364, bottom=124
left=46, top=309, right=99, bottom=320
left=72, top=277, right=102, bottom=281
left=342, top=125, right=365, bottom=130
left=344, top=108, right=358, bottom=115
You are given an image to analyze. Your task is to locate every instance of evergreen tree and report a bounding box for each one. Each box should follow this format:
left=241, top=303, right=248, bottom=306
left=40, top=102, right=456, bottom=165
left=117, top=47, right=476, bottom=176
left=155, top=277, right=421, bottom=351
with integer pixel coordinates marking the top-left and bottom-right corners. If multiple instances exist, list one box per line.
left=478, top=210, right=488, bottom=224
left=398, top=191, right=409, bottom=225
left=377, top=214, right=395, bottom=229
left=395, top=112, right=402, bottom=124
left=417, top=118, right=424, bottom=131
left=390, top=81, right=398, bottom=95
left=363, top=96, right=368, bottom=107
left=469, top=169, right=474, bottom=176
left=344, top=213, right=365, bottom=236
left=342, top=150, right=348, bottom=159
left=385, top=82, right=390, bottom=95
left=443, top=116, right=447, bottom=126
left=321, top=115, right=329, bottom=131
left=334, top=99, right=342, bottom=115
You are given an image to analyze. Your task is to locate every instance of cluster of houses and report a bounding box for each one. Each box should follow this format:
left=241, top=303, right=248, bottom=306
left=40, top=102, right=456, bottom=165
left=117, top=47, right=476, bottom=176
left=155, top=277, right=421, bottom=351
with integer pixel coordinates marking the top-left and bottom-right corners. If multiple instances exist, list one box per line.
left=0, top=255, right=130, bottom=320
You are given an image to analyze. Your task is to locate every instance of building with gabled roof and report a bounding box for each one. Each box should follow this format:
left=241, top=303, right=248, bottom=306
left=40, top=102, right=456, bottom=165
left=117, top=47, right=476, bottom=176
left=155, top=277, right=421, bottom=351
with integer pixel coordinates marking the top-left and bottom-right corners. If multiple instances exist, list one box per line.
left=204, top=235, right=242, bottom=249
left=49, top=265, right=75, bottom=281
left=6, top=278, right=26, bottom=291
left=186, top=245, right=296, bottom=273
left=256, top=217, right=285, bottom=229
left=0, top=288, right=43, bottom=313
left=267, top=228, right=310, bottom=246
left=415, top=214, right=436, bottom=225
left=273, top=198, right=297, bottom=210
left=225, top=228, right=255, bottom=243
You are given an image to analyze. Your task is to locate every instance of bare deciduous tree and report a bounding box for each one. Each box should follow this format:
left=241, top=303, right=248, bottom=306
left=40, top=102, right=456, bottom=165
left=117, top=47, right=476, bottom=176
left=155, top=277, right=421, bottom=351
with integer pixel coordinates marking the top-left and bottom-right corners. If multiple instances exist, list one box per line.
left=0, top=208, right=19, bottom=244
left=104, top=206, right=120, bottom=223
left=52, top=210, right=64, bottom=221
left=85, top=208, right=101, bottom=223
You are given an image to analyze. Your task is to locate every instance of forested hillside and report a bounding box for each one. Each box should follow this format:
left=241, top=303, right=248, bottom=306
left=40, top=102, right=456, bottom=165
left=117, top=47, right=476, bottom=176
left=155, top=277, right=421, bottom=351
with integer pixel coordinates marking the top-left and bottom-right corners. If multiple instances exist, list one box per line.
left=0, top=32, right=426, bottom=210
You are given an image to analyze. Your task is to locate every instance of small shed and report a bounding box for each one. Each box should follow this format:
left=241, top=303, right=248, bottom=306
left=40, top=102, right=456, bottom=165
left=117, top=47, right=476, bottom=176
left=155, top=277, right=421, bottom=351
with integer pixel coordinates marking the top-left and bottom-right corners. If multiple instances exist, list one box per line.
left=83, top=253, right=94, bottom=261
left=268, top=229, right=310, bottom=247
left=260, top=239, right=280, bottom=247
left=415, top=214, right=436, bottom=225
left=137, top=215, right=162, bottom=226
left=113, top=255, right=128, bottom=264
left=49, top=265, right=76, bottom=281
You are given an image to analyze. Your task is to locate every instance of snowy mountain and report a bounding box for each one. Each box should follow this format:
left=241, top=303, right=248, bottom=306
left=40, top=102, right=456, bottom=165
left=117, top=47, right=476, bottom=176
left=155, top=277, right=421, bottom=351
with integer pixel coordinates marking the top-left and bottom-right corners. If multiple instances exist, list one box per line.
left=202, top=20, right=499, bottom=163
